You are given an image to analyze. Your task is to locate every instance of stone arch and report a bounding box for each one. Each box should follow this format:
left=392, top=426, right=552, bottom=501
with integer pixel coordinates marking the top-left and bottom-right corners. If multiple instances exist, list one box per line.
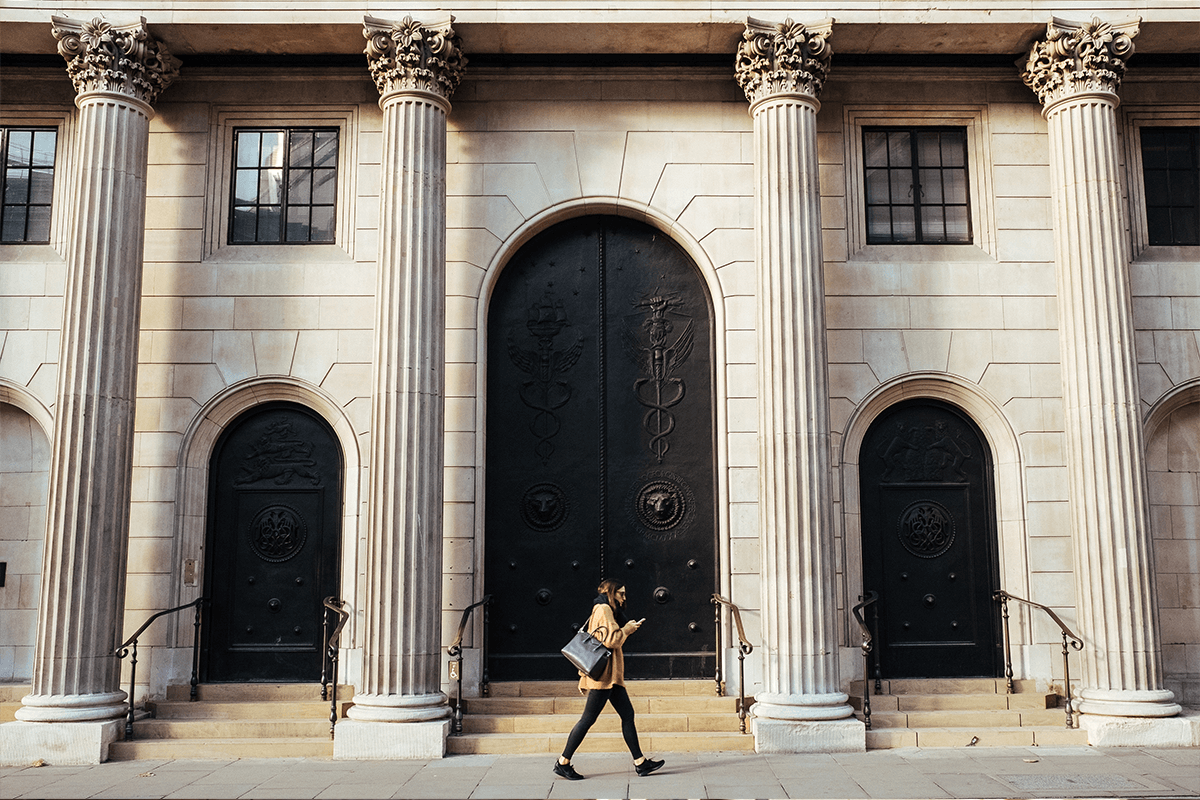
left=470, top=198, right=734, bottom=602
left=171, top=377, right=362, bottom=647
left=1143, top=378, right=1200, bottom=708
left=840, top=373, right=1032, bottom=657
left=0, top=382, right=52, bottom=682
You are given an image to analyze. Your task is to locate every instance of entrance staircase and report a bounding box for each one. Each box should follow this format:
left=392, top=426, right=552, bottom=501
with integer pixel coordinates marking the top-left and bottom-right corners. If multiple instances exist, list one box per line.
left=107, top=683, right=349, bottom=760
left=853, top=678, right=1090, bottom=748
left=448, top=680, right=755, bottom=755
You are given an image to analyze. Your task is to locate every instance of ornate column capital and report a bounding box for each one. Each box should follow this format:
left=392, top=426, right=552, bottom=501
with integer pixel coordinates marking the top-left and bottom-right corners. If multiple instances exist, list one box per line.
left=736, top=17, right=833, bottom=109
left=363, top=14, right=466, bottom=104
left=1021, top=16, right=1139, bottom=110
left=51, top=16, right=180, bottom=107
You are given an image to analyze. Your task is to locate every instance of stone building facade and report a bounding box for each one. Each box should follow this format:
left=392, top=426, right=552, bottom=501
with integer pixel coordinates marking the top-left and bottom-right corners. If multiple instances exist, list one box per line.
left=0, top=1, right=1197, bottom=763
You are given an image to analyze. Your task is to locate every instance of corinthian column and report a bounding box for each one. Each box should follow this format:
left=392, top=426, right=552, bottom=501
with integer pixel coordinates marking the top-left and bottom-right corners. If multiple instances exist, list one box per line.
left=335, top=14, right=465, bottom=760
left=0, top=17, right=178, bottom=767
left=1021, top=18, right=1181, bottom=727
left=736, top=17, right=862, bottom=753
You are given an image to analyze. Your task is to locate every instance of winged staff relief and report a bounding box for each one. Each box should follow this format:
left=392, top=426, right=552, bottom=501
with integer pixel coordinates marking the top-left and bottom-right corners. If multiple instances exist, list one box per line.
left=507, top=289, right=584, bottom=464
left=877, top=419, right=973, bottom=483
left=624, top=291, right=695, bottom=464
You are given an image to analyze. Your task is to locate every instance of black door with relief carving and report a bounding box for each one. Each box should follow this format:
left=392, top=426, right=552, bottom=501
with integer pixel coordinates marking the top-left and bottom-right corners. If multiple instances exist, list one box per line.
left=203, top=403, right=342, bottom=682
left=860, top=400, right=1001, bottom=678
left=485, top=216, right=716, bottom=680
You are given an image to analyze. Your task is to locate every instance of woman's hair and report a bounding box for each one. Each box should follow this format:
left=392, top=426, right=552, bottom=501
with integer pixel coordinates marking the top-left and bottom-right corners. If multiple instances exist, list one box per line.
left=597, top=578, right=623, bottom=605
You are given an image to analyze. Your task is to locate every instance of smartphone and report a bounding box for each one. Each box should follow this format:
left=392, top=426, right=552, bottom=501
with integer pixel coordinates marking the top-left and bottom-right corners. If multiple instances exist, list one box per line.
left=637, top=618, right=646, bottom=624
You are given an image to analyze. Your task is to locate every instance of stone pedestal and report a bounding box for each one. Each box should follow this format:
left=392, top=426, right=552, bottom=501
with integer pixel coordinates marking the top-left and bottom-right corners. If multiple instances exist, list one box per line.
left=336, top=15, right=465, bottom=760
left=1021, top=17, right=1179, bottom=721
left=736, top=17, right=863, bottom=754
left=0, top=16, right=177, bottom=767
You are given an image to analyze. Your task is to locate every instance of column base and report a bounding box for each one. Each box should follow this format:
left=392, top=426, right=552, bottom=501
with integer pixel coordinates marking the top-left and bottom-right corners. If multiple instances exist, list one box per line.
left=753, top=716, right=866, bottom=753
left=333, top=719, right=450, bottom=759
left=0, top=720, right=122, bottom=766
left=1077, top=687, right=1182, bottom=718
left=1079, top=707, right=1200, bottom=748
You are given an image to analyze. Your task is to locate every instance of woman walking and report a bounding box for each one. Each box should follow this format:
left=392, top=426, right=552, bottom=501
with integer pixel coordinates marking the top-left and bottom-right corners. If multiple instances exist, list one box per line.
left=553, top=579, right=665, bottom=781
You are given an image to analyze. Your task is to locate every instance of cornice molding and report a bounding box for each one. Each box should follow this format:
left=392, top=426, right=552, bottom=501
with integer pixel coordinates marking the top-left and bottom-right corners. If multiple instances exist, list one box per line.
left=363, top=14, right=466, bottom=102
left=50, top=15, right=180, bottom=106
left=735, top=16, right=833, bottom=107
left=1020, top=16, right=1140, bottom=109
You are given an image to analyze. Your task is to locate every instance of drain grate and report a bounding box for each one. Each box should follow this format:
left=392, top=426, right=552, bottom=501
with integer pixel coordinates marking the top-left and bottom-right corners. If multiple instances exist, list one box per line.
left=1001, top=774, right=1153, bottom=791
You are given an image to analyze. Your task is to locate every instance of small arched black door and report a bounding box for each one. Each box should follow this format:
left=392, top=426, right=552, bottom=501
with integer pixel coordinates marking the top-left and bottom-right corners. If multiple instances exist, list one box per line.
left=484, top=216, right=718, bottom=680
left=203, top=402, right=342, bottom=682
left=859, top=399, right=1001, bottom=678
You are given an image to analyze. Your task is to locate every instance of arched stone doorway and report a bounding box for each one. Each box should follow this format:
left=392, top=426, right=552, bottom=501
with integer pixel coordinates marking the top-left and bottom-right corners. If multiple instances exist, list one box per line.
left=484, top=215, right=718, bottom=680
left=859, top=398, right=1002, bottom=678
left=202, top=401, right=343, bottom=682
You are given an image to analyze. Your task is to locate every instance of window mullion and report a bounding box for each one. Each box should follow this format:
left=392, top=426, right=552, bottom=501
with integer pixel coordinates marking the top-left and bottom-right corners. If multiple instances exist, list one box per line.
left=911, top=133, right=924, bottom=243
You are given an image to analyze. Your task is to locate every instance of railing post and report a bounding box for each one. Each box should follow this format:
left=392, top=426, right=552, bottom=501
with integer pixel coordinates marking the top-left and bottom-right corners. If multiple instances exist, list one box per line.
left=1061, top=630, right=1073, bottom=729
left=998, top=592, right=1014, bottom=694
left=321, top=605, right=330, bottom=702
left=713, top=596, right=724, bottom=696
left=190, top=599, right=203, bottom=702
left=737, top=641, right=749, bottom=734
left=125, top=639, right=138, bottom=740
left=481, top=598, right=491, bottom=697
left=870, top=600, right=881, bottom=693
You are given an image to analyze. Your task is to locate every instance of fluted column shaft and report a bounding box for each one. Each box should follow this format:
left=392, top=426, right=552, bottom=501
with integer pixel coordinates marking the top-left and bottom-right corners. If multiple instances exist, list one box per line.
left=1024, top=17, right=1178, bottom=718
left=17, top=17, right=176, bottom=724
left=752, top=96, right=847, bottom=718
left=351, top=91, right=450, bottom=721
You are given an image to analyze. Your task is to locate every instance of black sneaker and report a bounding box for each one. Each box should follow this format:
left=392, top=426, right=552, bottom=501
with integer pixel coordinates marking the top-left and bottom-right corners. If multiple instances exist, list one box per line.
left=635, top=758, right=665, bottom=777
left=553, top=761, right=585, bottom=780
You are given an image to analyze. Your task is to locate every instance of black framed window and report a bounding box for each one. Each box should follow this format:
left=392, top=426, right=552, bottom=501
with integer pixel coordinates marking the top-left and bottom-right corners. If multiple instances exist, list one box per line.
left=864, top=127, right=971, bottom=244
left=1, top=127, right=57, bottom=243
left=1141, top=126, right=1199, bottom=246
left=230, top=128, right=338, bottom=244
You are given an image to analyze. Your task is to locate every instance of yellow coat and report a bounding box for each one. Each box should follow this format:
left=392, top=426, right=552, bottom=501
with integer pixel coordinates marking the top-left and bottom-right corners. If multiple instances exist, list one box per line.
left=577, top=602, right=639, bottom=692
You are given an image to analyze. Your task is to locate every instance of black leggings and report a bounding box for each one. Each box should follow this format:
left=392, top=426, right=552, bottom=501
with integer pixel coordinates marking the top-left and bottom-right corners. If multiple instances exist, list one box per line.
left=561, top=685, right=642, bottom=760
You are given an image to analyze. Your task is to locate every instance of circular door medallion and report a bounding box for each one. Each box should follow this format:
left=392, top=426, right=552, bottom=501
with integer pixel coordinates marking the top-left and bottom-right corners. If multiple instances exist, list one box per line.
left=630, top=473, right=693, bottom=541
left=897, top=500, right=955, bottom=558
left=248, top=504, right=307, bottom=563
left=521, top=482, right=569, bottom=532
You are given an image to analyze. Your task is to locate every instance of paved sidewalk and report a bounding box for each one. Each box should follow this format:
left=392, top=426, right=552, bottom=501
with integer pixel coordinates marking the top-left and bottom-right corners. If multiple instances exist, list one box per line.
left=1, top=747, right=1197, bottom=799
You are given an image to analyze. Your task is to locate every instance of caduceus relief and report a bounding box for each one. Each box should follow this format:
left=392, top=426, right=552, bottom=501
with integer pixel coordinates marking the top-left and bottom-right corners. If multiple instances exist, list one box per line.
left=507, top=291, right=584, bottom=464
left=624, top=291, right=694, bottom=463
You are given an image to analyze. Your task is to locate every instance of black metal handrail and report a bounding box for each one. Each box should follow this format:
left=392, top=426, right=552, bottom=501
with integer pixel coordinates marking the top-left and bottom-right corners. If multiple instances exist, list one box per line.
left=851, top=591, right=879, bottom=730
left=994, top=590, right=1084, bottom=728
left=321, top=597, right=349, bottom=739
left=447, top=594, right=492, bottom=735
left=114, top=597, right=207, bottom=740
left=711, top=594, right=754, bottom=734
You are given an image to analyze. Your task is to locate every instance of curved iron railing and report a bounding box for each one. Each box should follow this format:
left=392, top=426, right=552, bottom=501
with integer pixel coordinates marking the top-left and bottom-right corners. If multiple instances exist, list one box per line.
left=114, top=597, right=207, bottom=740
left=447, top=594, right=492, bottom=735
left=850, top=591, right=879, bottom=730
left=321, top=597, right=349, bottom=739
left=994, top=590, right=1084, bottom=728
left=711, top=594, right=754, bottom=734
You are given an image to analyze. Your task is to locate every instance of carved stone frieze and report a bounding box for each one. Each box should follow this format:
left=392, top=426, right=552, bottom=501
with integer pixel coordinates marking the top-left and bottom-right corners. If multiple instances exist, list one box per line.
left=735, top=16, right=833, bottom=107
left=363, top=14, right=466, bottom=101
left=1021, top=16, right=1139, bottom=109
left=51, top=16, right=179, bottom=106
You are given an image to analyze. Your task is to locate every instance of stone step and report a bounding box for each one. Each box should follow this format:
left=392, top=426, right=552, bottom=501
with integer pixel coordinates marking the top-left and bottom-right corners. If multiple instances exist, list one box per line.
left=850, top=678, right=1038, bottom=695
left=166, top=683, right=349, bottom=701
left=1, top=701, right=22, bottom=722
left=149, top=698, right=351, bottom=720
left=486, top=680, right=720, bottom=697
left=108, top=737, right=333, bottom=760
left=866, top=725, right=1090, bottom=749
left=864, top=707, right=1071, bottom=729
left=851, top=692, right=1054, bottom=711
left=466, top=694, right=741, bottom=716
left=124, top=717, right=333, bottom=740
left=447, top=730, right=755, bottom=755
left=460, top=711, right=744, bottom=735
left=0, top=685, right=29, bottom=702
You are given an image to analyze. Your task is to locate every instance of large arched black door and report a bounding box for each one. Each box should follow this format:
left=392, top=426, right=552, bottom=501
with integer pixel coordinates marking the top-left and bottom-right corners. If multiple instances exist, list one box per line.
left=485, top=216, right=717, bottom=680
left=859, top=399, right=1001, bottom=678
left=203, top=402, right=342, bottom=682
